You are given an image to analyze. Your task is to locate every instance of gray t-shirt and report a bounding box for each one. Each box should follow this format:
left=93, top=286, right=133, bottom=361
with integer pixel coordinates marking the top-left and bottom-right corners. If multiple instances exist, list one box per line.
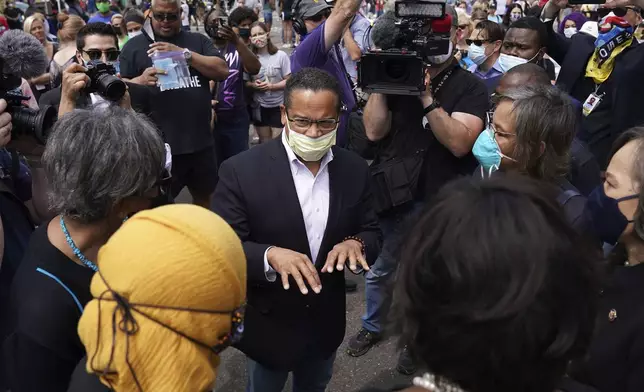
left=250, top=50, right=291, bottom=108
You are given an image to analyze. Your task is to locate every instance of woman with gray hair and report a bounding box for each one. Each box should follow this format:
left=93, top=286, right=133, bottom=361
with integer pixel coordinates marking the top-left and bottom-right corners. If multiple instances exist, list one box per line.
left=471, top=84, right=593, bottom=237
left=3, top=105, right=169, bottom=392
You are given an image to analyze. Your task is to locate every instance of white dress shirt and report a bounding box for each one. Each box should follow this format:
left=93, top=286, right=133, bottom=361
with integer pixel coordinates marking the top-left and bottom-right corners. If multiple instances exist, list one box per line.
left=263, top=131, right=334, bottom=281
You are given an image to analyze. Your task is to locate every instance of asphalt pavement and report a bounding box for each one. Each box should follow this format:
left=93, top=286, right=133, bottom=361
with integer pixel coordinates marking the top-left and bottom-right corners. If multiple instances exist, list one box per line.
left=181, top=14, right=418, bottom=392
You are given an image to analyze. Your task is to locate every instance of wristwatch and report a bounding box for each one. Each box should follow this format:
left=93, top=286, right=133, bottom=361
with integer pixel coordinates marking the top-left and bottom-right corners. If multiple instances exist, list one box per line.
left=423, top=99, right=441, bottom=115
left=182, top=48, right=192, bottom=65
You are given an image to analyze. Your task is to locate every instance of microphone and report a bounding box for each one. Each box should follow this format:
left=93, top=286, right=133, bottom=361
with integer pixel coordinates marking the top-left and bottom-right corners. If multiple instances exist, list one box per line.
left=0, top=30, right=49, bottom=80
left=371, top=11, right=400, bottom=50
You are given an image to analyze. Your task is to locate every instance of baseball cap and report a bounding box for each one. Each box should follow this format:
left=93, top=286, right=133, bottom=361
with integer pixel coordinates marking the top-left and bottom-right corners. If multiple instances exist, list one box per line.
left=296, top=0, right=334, bottom=20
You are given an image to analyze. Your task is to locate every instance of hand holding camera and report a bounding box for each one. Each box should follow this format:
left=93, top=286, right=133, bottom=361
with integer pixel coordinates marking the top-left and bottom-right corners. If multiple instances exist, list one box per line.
left=60, top=61, right=128, bottom=117
left=0, top=99, right=12, bottom=148
left=61, top=63, right=91, bottom=102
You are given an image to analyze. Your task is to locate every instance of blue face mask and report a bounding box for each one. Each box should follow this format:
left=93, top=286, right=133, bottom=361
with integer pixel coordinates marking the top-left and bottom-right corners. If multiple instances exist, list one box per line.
left=587, top=185, right=638, bottom=245
left=472, top=127, right=501, bottom=175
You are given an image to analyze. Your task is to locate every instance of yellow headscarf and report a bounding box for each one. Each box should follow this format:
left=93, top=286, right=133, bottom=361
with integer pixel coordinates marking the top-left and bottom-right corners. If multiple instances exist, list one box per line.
left=78, top=204, right=247, bottom=392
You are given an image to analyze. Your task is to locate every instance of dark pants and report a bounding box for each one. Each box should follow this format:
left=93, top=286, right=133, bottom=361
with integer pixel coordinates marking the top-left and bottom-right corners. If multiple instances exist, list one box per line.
left=245, top=353, right=336, bottom=392
left=215, top=109, right=250, bottom=165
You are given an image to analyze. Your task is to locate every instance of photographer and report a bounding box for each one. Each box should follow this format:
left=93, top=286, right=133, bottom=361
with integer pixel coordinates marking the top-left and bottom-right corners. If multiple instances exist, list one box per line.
left=347, top=6, right=488, bottom=375
left=0, top=100, right=36, bottom=390
left=39, top=23, right=156, bottom=120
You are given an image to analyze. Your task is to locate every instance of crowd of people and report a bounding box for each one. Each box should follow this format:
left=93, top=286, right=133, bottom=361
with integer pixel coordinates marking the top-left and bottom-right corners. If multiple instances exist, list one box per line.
left=0, top=0, right=644, bottom=391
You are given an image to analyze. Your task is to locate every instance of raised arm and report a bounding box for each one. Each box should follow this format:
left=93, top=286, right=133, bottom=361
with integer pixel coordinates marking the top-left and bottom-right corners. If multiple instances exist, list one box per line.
left=323, top=0, right=363, bottom=52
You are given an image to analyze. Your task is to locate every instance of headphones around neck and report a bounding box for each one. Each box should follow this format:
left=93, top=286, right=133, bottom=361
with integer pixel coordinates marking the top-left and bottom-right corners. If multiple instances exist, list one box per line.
left=292, top=0, right=308, bottom=36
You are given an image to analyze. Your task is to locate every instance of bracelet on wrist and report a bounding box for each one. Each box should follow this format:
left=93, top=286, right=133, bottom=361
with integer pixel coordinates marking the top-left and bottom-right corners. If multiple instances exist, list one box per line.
left=344, top=236, right=365, bottom=254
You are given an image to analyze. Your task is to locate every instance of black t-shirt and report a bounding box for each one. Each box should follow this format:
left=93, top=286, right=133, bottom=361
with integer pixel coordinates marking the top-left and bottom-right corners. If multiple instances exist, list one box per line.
left=382, top=65, right=488, bottom=198
left=4, top=223, right=94, bottom=392
left=119, top=31, right=223, bottom=155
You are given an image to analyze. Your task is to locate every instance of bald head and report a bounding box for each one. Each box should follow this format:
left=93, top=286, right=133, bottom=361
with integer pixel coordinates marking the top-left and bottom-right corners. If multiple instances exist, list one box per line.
left=497, top=63, right=551, bottom=95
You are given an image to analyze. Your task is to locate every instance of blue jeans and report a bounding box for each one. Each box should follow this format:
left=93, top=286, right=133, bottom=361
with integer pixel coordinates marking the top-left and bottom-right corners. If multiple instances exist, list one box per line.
left=362, top=202, right=425, bottom=334
left=216, top=109, right=250, bottom=164
left=245, top=353, right=336, bottom=392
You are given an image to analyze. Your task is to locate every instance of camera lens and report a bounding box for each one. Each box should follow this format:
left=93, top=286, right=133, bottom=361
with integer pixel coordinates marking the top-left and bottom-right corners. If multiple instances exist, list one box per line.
left=383, top=59, right=409, bottom=82
left=11, top=105, right=57, bottom=144
left=96, top=73, right=127, bottom=101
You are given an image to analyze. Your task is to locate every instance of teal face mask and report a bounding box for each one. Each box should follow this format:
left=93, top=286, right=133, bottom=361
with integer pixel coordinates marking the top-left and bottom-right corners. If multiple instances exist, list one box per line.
left=472, top=126, right=517, bottom=176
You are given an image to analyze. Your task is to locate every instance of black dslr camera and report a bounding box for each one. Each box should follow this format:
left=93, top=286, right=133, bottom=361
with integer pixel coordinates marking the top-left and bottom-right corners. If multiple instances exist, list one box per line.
left=0, top=59, right=56, bottom=145
left=85, top=61, right=127, bottom=102
left=357, top=0, right=450, bottom=96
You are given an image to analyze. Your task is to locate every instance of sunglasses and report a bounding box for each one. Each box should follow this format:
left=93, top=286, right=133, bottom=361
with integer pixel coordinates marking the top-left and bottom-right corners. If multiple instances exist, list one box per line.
left=153, top=12, right=180, bottom=22
left=457, top=24, right=469, bottom=30
left=466, top=39, right=489, bottom=46
left=81, top=49, right=120, bottom=62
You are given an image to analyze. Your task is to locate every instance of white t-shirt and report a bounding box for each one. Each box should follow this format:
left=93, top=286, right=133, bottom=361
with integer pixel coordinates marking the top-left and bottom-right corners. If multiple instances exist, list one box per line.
left=181, top=3, right=190, bottom=27
left=250, top=50, right=291, bottom=108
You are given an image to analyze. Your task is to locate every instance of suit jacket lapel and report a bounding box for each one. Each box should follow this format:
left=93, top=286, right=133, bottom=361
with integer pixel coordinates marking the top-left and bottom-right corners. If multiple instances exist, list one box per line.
left=268, top=139, right=313, bottom=260
left=315, top=149, right=342, bottom=266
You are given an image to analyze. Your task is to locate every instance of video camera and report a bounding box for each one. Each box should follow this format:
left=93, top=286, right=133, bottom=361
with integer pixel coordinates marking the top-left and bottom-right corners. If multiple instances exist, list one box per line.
left=0, top=59, right=56, bottom=145
left=85, top=61, right=127, bottom=102
left=357, top=0, right=450, bottom=96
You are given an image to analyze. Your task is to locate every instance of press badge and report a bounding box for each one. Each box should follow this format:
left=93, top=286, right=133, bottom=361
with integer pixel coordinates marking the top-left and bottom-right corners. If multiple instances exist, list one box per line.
left=582, top=93, right=602, bottom=117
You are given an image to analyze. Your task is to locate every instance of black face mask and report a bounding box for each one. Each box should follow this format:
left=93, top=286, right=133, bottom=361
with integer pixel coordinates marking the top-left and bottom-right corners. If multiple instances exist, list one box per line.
left=238, top=27, right=250, bottom=39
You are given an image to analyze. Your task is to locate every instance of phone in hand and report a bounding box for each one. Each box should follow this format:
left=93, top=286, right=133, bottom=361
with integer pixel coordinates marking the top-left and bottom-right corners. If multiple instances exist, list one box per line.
left=218, top=16, right=228, bottom=27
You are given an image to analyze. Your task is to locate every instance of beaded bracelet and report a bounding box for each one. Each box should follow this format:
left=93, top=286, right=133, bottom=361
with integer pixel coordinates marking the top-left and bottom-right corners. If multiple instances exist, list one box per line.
left=343, top=236, right=365, bottom=254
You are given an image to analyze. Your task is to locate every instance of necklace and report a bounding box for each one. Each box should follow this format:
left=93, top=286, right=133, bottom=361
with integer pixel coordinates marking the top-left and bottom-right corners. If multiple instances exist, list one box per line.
left=413, top=373, right=465, bottom=392
left=60, top=216, right=98, bottom=272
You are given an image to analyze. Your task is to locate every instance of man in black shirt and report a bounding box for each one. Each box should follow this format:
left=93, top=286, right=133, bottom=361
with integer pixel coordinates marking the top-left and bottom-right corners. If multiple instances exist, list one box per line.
left=346, top=5, right=488, bottom=374
left=120, top=0, right=228, bottom=208
left=39, top=23, right=156, bottom=119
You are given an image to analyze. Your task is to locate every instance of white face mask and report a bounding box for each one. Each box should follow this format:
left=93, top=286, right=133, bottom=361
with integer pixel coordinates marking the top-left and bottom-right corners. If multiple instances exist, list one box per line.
left=468, top=43, right=491, bottom=65
left=497, top=53, right=529, bottom=73
left=128, top=30, right=142, bottom=39
left=286, top=124, right=337, bottom=162
left=563, top=27, right=578, bottom=38
left=426, top=41, right=454, bottom=65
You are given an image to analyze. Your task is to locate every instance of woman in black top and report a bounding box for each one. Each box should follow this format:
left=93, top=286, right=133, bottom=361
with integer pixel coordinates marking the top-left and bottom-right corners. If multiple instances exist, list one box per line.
left=3, top=106, right=167, bottom=392
left=571, top=127, right=644, bottom=392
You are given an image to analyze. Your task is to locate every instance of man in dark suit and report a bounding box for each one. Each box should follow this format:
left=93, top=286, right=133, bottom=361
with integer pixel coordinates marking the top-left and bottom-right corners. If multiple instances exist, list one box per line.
left=542, top=0, right=644, bottom=168
left=212, top=68, right=381, bottom=392
left=39, top=22, right=156, bottom=123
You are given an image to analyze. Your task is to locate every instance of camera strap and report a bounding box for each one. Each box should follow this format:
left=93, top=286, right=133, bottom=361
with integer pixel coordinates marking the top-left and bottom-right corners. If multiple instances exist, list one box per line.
left=332, top=44, right=359, bottom=110
left=430, top=67, right=455, bottom=97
